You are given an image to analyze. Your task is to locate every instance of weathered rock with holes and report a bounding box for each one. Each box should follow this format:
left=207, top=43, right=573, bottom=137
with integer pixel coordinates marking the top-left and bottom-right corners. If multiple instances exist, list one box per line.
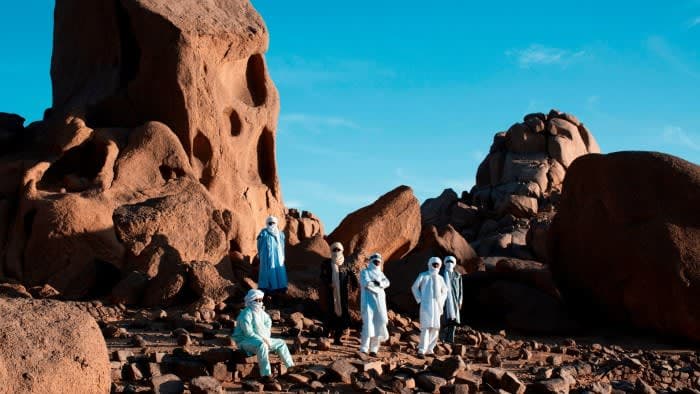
left=0, top=0, right=286, bottom=302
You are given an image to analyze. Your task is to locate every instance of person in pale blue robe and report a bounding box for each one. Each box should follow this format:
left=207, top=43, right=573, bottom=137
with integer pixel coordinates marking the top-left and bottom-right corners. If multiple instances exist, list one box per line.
left=257, top=215, right=287, bottom=293
left=359, top=252, right=390, bottom=356
left=232, top=289, right=294, bottom=383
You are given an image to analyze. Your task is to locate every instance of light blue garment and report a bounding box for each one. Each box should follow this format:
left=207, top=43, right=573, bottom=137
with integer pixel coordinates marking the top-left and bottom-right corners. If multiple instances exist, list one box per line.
left=232, top=307, right=294, bottom=376
left=359, top=263, right=390, bottom=351
left=257, top=228, right=288, bottom=292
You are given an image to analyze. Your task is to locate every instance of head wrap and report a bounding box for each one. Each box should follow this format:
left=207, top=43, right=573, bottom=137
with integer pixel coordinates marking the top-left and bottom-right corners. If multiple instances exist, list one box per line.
left=444, top=256, right=456, bottom=272
left=265, top=215, right=279, bottom=236
left=368, top=253, right=383, bottom=270
left=330, top=242, right=344, bottom=266
left=428, top=256, right=442, bottom=275
left=245, top=289, right=265, bottom=312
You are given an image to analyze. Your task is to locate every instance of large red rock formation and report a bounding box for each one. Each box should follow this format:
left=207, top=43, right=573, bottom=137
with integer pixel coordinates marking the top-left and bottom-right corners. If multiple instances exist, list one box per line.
left=0, top=0, right=283, bottom=300
left=549, top=152, right=700, bottom=341
left=0, top=298, right=111, bottom=393
left=328, top=185, right=421, bottom=269
left=423, top=110, right=599, bottom=261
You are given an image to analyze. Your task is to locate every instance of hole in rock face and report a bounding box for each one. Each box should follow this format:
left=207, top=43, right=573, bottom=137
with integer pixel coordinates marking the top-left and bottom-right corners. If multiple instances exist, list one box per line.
left=229, top=109, right=242, bottom=136
left=192, top=132, right=214, bottom=187
left=158, top=165, right=186, bottom=182
left=23, top=210, right=37, bottom=238
left=39, top=140, right=107, bottom=192
left=246, top=54, right=267, bottom=107
left=87, top=259, right=121, bottom=298
left=257, top=127, right=276, bottom=191
left=114, top=0, right=141, bottom=88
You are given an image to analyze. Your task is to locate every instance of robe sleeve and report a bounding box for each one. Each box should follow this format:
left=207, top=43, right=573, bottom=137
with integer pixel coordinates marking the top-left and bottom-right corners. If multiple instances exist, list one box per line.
left=361, top=269, right=380, bottom=294
left=456, top=273, right=463, bottom=307
left=411, top=275, right=423, bottom=303
left=379, top=273, right=390, bottom=289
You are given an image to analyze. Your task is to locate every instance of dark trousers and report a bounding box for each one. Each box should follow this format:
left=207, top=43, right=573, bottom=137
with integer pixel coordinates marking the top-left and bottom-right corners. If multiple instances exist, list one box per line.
left=325, top=312, right=349, bottom=344
left=440, top=319, right=458, bottom=343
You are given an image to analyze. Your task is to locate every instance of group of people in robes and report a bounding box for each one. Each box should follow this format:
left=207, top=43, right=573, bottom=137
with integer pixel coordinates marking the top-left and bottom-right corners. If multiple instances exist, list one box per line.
left=235, top=215, right=464, bottom=383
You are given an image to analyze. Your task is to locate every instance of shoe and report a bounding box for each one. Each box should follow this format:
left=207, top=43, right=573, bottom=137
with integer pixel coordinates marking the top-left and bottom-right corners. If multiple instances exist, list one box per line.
left=416, top=353, right=425, bottom=359
left=369, top=351, right=377, bottom=357
left=260, top=375, right=277, bottom=384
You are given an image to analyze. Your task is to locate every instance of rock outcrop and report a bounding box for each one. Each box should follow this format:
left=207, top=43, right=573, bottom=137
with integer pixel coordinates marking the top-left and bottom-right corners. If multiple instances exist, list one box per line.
left=328, top=185, right=421, bottom=269
left=0, top=298, right=111, bottom=393
left=0, top=0, right=283, bottom=301
left=549, top=152, right=700, bottom=341
left=422, top=110, right=600, bottom=260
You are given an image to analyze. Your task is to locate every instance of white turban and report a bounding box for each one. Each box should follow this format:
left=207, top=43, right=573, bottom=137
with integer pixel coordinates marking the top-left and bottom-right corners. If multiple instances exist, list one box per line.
left=244, top=289, right=265, bottom=309
left=265, top=215, right=279, bottom=236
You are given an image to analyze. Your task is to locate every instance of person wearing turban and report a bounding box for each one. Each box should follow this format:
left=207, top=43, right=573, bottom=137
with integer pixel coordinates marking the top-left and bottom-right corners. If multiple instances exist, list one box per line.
left=411, top=256, right=448, bottom=358
left=319, top=242, right=355, bottom=345
left=440, top=255, right=463, bottom=343
left=231, top=289, right=294, bottom=383
left=257, top=215, right=288, bottom=293
left=359, top=252, right=390, bottom=356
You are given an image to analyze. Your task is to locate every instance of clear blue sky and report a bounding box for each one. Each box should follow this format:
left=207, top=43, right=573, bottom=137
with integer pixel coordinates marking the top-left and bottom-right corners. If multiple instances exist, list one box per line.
left=1, top=1, right=699, bottom=232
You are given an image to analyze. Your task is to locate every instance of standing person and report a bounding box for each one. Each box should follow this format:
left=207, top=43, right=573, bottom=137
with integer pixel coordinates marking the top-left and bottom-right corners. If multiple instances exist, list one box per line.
left=257, top=215, right=287, bottom=294
left=319, top=242, right=354, bottom=345
left=411, top=257, right=448, bottom=359
left=231, top=289, right=295, bottom=384
left=359, top=252, right=390, bottom=357
left=440, top=256, right=463, bottom=344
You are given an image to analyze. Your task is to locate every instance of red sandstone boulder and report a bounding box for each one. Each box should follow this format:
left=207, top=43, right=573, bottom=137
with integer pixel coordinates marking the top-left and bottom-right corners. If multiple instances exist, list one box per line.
left=328, top=185, right=421, bottom=268
left=549, top=151, right=700, bottom=341
left=0, top=298, right=111, bottom=393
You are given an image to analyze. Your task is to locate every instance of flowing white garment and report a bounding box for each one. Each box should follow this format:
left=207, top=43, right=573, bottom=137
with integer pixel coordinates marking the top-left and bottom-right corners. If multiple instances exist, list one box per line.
left=360, top=263, right=390, bottom=342
left=411, top=271, right=447, bottom=329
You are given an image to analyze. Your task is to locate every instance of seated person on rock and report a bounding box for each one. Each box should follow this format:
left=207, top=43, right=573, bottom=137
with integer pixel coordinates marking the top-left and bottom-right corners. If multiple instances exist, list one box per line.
left=232, top=289, right=294, bottom=383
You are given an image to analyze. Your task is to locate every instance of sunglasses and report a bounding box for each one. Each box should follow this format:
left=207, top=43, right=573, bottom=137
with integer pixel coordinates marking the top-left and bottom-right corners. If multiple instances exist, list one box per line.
left=254, top=299, right=263, bottom=303
left=431, top=263, right=440, bottom=268
left=267, top=222, right=276, bottom=226
left=332, top=248, right=342, bottom=252
left=372, top=260, right=381, bottom=265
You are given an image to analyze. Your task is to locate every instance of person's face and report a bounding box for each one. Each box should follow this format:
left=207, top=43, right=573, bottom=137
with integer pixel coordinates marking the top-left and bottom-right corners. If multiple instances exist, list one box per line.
left=254, top=298, right=264, bottom=306
left=268, top=220, right=276, bottom=226
left=372, top=259, right=381, bottom=266
left=431, top=262, right=440, bottom=269
left=332, top=246, right=343, bottom=253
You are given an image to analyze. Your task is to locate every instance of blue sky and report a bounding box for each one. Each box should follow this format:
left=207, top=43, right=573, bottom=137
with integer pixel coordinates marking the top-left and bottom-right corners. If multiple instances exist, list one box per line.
left=1, top=1, right=699, bottom=232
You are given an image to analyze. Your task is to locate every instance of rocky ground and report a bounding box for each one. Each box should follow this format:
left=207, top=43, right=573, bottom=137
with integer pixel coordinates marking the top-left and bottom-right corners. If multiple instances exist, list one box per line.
left=82, top=301, right=700, bottom=394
